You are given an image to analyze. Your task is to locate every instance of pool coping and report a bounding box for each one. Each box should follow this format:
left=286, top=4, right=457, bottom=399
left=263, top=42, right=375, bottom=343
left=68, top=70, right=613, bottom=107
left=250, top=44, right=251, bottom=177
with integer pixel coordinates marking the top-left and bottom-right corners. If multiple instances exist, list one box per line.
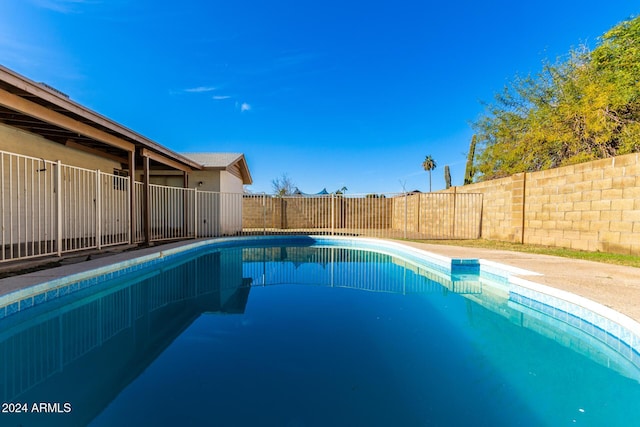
left=1, top=235, right=640, bottom=365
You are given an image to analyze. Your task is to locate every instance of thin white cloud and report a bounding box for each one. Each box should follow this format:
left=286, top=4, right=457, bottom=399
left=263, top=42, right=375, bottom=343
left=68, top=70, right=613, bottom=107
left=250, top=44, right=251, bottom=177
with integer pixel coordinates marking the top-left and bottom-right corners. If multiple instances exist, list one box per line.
left=212, top=95, right=231, bottom=100
left=240, top=102, right=251, bottom=112
left=184, top=86, right=216, bottom=93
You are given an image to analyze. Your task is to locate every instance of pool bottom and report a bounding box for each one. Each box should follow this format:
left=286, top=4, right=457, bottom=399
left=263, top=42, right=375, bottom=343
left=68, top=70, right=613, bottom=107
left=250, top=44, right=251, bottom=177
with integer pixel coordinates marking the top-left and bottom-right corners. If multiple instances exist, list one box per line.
left=87, top=280, right=638, bottom=427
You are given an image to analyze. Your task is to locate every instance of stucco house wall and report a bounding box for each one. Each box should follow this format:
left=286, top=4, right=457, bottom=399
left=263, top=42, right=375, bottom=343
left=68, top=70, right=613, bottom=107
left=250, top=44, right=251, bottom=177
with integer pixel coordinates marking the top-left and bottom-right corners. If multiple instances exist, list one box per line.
left=220, top=169, right=244, bottom=194
left=0, top=122, right=120, bottom=172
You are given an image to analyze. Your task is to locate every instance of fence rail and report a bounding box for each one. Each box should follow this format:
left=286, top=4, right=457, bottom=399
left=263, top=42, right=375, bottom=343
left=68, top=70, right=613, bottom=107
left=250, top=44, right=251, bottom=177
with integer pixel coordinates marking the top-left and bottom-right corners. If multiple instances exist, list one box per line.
left=0, top=151, right=135, bottom=263
left=1, top=152, right=57, bottom=261
left=1, top=149, right=482, bottom=264
left=241, top=192, right=483, bottom=239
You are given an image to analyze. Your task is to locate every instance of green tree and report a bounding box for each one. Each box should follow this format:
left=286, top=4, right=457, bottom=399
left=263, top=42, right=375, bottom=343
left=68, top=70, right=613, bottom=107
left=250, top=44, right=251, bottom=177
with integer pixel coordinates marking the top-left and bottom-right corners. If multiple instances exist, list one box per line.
left=422, top=155, right=437, bottom=192
left=444, top=165, right=452, bottom=189
left=472, top=16, right=640, bottom=180
left=590, top=17, right=640, bottom=154
left=334, top=186, right=348, bottom=195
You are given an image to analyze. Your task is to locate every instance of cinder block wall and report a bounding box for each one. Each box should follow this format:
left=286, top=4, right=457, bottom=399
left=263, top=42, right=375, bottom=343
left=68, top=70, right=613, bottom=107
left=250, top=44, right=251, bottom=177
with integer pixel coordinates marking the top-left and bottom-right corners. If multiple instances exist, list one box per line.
left=243, top=196, right=394, bottom=230
left=341, top=197, right=393, bottom=229
left=391, top=194, right=418, bottom=232
left=242, top=196, right=268, bottom=229
left=389, top=193, right=482, bottom=238
left=281, top=198, right=332, bottom=229
left=457, top=153, right=640, bottom=255
left=453, top=175, right=522, bottom=242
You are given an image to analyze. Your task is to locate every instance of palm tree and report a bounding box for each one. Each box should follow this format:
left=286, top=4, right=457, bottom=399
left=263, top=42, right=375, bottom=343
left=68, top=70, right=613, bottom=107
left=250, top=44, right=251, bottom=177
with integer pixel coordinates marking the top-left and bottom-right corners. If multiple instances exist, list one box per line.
left=335, top=186, right=348, bottom=195
left=422, top=155, right=437, bottom=192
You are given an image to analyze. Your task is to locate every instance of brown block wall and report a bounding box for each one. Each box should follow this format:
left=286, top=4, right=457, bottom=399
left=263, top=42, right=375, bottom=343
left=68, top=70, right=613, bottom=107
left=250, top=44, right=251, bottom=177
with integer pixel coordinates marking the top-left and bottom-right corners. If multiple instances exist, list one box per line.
left=455, top=176, right=520, bottom=242
left=459, top=153, right=640, bottom=255
left=340, top=197, right=393, bottom=229
left=391, top=192, right=482, bottom=239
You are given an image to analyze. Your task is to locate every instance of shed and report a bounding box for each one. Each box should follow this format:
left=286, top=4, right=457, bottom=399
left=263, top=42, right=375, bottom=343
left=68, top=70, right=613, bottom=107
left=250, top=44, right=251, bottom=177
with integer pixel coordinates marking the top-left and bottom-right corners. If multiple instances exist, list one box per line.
left=181, top=152, right=252, bottom=192
left=174, top=153, right=253, bottom=236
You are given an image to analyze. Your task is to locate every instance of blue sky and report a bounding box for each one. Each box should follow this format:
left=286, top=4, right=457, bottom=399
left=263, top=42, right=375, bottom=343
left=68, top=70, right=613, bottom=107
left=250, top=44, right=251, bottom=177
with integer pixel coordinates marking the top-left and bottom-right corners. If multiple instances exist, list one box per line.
left=0, top=1, right=637, bottom=194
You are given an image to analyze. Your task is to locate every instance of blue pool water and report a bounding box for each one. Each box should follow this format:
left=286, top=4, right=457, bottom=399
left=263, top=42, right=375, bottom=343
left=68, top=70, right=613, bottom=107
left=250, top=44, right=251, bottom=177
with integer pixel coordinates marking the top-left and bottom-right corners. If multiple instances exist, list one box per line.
left=1, top=240, right=640, bottom=426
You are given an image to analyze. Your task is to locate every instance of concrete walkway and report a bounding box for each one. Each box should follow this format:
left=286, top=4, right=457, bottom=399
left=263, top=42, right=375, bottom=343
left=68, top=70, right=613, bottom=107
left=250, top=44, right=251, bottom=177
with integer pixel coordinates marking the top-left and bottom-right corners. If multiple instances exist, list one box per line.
left=1, top=239, right=640, bottom=322
left=401, top=241, right=640, bottom=322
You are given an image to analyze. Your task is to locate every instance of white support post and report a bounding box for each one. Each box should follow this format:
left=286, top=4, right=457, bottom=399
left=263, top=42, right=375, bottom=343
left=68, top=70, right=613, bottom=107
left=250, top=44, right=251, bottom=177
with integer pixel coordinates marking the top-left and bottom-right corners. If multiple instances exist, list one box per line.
left=96, top=170, right=102, bottom=250
left=0, top=152, right=4, bottom=261
left=56, top=160, right=62, bottom=256
left=126, top=176, right=131, bottom=244
left=194, top=188, right=198, bottom=239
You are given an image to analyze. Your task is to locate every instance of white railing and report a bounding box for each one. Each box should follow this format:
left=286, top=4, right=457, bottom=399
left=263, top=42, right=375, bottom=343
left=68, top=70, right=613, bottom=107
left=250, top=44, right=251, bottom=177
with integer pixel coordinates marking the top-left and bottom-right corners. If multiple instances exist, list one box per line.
left=133, top=186, right=245, bottom=243
left=133, top=181, right=145, bottom=243
left=99, top=171, right=130, bottom=248
left=1, top=152, right=58, bottom=261
left=147, top=183, right=194, bottom=241
left=59, top=164, right=97, bottom=253
left=58, top=166, right=130, bottom=253
left=2, top=149, right=482, bottom=264
left=196, top=191, right=243, bottom=238
left=1, top=150, right=131, bottom=262
left=241, top=192, right=483, bottom=239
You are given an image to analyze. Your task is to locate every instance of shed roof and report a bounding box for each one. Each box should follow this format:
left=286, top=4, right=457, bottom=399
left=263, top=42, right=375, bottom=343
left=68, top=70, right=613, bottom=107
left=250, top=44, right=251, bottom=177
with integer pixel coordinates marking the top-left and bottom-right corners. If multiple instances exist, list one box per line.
left=181, top=152, right=253, bottom=185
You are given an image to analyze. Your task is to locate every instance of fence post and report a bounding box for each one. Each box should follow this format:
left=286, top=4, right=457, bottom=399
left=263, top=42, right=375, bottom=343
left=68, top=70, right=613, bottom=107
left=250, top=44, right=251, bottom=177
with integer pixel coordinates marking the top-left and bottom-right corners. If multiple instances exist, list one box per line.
left=194, top=188, right=198, bottom=239
left=331, top=193, right=335, bottom=236
left=262, top=193, right=266, bottom=235
left=56, top=160, right=62, bottom=256
left=404, top=192, right=407, bottom=239
left=143, top=156, right=150, bottom=244
left=0, top=152, right=4, bottom=260
left=126, top=176, right=131, bottom=244
left=128, top=150, right=135, bottom=245
left=96, top=170, right=101, bottom=250
left=452, top=187, right=457, bottom=238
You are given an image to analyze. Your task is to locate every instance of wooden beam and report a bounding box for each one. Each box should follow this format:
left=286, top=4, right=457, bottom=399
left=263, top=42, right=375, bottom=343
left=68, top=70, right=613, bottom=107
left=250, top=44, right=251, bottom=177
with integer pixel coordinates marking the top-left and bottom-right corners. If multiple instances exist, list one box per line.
left=140, top=147, right=194, bottom=173
left=0, top=87, right=134, bottom=152
left=65, top=139, right=128, bottom=164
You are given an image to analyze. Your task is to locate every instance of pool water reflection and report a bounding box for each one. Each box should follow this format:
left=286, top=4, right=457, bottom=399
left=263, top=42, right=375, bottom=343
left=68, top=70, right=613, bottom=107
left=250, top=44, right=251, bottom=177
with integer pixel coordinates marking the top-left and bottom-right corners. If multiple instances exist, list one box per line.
left=1, top=244, right=639, bottom=426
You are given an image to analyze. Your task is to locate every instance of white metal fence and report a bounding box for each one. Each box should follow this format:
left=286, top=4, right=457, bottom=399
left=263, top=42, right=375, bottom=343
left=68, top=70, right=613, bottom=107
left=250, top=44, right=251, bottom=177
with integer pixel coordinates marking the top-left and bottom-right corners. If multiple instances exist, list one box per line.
left=1, top=150, right=482, bottom=264
left=1, top=152, right=57, bottom=260
left=57, top=166, right=130, bottom=253
left=135, top=187, right=244, bottom=243
left=1, top=152, right=130, bottom=262
left=241, top=192, right=483, bottom=239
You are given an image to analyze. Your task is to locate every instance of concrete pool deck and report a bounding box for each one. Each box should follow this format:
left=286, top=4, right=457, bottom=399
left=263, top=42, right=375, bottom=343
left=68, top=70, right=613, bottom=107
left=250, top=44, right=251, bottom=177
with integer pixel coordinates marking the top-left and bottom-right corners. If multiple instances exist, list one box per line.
left=401, top=240, right=640, bottom=322
left=0, top=237, right=639, bottom=322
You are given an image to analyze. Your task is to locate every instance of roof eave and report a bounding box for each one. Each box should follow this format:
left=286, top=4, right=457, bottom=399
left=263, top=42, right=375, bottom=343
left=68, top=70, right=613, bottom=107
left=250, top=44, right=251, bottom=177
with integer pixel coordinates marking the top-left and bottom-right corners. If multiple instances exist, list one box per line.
left=234, top=154, right=253, bottom=185
left=0, top=65, right=202, bottom=171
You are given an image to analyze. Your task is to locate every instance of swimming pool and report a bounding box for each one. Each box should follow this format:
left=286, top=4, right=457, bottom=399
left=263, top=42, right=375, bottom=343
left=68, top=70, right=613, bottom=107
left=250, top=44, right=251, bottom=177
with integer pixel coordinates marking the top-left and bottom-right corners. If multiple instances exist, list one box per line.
left=1, top=236, right=640, bottom=426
